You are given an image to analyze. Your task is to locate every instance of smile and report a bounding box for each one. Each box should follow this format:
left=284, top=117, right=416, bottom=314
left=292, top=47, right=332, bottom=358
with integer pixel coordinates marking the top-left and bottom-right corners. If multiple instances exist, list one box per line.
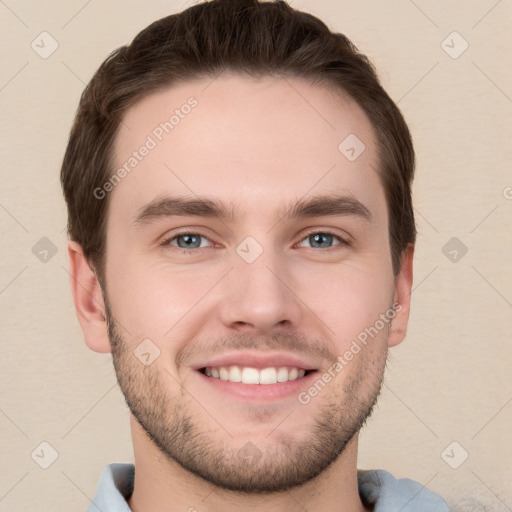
left=201, top=365, right=314, bottom=384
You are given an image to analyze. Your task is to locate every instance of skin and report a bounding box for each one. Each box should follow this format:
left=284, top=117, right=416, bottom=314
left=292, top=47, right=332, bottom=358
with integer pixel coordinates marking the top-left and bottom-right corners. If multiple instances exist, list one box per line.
left=68, top=74, right=414, bottom=512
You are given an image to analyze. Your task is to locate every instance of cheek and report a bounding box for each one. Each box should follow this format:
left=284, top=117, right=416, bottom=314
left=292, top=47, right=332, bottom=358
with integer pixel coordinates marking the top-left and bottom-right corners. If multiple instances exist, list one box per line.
left=298, top=258, right=394, bottom=348
left=106, top=255, right=222, bottom=341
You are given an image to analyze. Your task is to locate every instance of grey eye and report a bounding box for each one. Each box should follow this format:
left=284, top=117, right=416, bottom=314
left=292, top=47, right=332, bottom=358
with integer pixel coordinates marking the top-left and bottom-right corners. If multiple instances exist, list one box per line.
left=305, top=233, right=336, bottom=248
left=173, top=234, right=204, bottom=249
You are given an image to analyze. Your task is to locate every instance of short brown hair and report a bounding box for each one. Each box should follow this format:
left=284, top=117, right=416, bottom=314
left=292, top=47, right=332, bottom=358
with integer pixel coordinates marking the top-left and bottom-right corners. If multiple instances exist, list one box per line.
left=60, top=0, right=416, bottom=285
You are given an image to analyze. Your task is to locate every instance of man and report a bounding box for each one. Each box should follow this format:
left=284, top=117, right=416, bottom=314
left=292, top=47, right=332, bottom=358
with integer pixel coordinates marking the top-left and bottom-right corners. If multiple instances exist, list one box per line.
left=61, top=0, right=450, bottom=510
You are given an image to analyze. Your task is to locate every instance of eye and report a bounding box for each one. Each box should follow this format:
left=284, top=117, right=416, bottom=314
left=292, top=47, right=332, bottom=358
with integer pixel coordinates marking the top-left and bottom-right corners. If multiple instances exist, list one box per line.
left=297, top=231, right=348, bottom=249
left=161, top=230, right=350, bottom=253
left=164, top=232, right=213, bottom=250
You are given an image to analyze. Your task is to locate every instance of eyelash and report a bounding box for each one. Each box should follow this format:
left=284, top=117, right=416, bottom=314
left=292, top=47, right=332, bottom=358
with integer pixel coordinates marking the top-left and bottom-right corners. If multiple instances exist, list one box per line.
left=161, top=229, right=351, bottom=253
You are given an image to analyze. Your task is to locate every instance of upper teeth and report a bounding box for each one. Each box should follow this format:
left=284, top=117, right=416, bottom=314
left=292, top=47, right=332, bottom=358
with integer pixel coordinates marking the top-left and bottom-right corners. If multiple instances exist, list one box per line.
left=204, top=366, right=307, bottom=385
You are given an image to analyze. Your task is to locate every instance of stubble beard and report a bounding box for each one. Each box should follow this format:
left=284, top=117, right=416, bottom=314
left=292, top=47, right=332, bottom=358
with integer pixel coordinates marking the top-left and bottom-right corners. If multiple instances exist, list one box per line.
left=105, top=298, right=388, bottom=493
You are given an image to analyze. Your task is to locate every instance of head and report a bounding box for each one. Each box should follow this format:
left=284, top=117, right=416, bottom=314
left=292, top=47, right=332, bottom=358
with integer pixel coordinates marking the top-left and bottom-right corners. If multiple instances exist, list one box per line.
left=62, top=0, right=415, bottom=494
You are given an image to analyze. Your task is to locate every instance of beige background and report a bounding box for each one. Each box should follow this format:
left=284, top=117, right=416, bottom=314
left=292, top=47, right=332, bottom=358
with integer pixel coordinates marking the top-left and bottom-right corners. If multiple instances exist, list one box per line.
left=1, top=0, right=511, bottom=510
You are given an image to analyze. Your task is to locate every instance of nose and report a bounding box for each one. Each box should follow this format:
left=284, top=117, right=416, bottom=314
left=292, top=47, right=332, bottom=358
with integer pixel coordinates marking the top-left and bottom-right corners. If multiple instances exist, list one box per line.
left=217, top=249, right=303, bottom=334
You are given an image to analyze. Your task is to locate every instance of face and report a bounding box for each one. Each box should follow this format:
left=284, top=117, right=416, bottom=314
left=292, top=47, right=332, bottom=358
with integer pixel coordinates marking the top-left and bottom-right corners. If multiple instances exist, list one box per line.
left=100, top=74, right=409, bottom=492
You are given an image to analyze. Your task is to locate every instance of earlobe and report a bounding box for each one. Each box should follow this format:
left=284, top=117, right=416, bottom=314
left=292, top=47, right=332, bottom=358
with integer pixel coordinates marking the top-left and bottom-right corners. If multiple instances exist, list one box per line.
left=67, top=241, right=112, bottom=353
left=387, top=244, right=414, bottom=348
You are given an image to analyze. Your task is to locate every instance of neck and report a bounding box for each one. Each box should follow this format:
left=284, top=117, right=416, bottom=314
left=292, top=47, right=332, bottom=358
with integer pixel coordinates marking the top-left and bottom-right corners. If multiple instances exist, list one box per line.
left=127, top=416, right=369, bottom=512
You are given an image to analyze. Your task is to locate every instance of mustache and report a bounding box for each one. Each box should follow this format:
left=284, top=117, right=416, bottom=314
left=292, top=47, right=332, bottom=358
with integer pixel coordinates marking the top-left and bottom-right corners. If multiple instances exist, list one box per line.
left=175, top=331, right=338, bottom=369
left=103, top=297, right=337, bottom=366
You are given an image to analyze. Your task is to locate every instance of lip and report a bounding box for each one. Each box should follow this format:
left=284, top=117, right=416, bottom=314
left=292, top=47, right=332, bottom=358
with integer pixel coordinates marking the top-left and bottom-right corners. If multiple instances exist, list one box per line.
left=194, top=368, right=319, bottom=401
left=192, top=351, right=321, bottom=371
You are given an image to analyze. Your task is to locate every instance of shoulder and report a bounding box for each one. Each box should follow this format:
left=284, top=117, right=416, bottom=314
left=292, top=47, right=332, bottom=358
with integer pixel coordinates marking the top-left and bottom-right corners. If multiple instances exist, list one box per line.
left=85, top=463, right=135, bottom=512
left=357, top=468, right=450, bottom=511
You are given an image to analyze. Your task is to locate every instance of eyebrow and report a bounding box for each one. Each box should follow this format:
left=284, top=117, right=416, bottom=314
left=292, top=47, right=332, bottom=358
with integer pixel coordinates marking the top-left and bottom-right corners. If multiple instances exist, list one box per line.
left=131, top=193, right=372, bottom=226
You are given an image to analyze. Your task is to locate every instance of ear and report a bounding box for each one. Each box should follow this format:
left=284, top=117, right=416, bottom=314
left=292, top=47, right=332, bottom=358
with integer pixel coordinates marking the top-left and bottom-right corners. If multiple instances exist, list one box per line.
left=67, top=241, right=111, bottom=353
left=387, top=243, right=414, bottom=348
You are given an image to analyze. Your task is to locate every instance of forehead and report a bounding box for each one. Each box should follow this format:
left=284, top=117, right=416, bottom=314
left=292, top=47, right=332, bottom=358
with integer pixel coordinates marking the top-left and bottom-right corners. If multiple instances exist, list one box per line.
left=110, top=74, right=386, bottom=226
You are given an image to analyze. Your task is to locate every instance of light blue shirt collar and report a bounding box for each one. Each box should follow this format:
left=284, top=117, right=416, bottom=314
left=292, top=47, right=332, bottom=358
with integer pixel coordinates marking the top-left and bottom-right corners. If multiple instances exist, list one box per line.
left=85, top=463, right=450, bottom=511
